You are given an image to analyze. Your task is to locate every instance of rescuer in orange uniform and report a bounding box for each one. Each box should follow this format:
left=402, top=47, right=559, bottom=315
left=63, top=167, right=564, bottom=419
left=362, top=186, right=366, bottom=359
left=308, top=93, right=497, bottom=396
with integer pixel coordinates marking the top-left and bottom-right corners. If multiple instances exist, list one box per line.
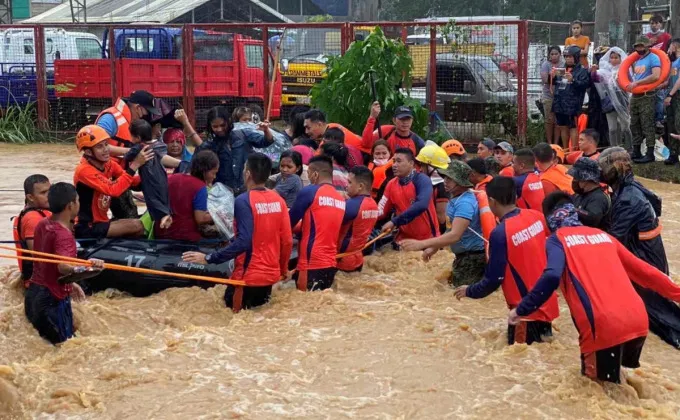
left=455, top=177, right=559, bottom=345
left=510, top=192, right=680, bottom=383
left=512, top=148, right=546, bottom=211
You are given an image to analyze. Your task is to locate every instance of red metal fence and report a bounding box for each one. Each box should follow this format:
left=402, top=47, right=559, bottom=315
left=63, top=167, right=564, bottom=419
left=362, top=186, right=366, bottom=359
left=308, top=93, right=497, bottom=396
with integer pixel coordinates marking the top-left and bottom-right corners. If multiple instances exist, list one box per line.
left=0, top=20, right=529, bottom=143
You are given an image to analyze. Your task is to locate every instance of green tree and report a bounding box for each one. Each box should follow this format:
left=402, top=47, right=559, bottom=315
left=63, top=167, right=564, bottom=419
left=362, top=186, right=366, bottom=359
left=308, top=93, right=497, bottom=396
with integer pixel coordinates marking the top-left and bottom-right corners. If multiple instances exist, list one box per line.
left=310, top=27, right=428, bottom=137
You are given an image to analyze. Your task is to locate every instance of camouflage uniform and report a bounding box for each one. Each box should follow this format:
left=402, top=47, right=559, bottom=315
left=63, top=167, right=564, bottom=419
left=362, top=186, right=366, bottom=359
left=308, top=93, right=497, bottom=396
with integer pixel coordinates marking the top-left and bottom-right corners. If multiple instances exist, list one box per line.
left=450, top=252, right=487, bottom=287
left=630, top=93, right=657, bottom=151
left=668, top=93, right=680, bottom=155
left=110, top=190, right=139, bottom=220
left=437, top=160, right=487, bottom=288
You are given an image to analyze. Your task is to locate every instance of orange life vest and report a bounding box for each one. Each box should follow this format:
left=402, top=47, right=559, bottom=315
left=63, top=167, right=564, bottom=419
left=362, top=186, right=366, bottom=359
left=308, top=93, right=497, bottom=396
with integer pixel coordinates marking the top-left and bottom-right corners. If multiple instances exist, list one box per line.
left=473, top=189, right=497, bottom=259
left=475, top=175, right=493, bottom=191
left=368, top=161, right=392, bottom=199
left=96, top=98, right=133, bottom=165
left=517, top=172, right=545, bottom=211
left=540, top=165, right=574, bottom=195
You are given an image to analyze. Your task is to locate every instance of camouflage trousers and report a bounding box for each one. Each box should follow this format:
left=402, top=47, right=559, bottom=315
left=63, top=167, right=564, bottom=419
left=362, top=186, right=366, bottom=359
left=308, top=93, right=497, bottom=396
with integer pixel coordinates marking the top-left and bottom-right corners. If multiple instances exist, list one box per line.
left=450, top=251, right=486, bottom=287
left=110, top=189, right=139, bottom=220
left=668, top=94, right=680, bottom=155
left=630, top=93, right=657, bottom=149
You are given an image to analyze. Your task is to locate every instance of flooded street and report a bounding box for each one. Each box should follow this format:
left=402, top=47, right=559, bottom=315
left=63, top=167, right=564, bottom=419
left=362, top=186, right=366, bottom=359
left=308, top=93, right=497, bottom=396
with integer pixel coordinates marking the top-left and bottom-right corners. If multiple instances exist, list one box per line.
left=2, top=143, right=680, bottom=418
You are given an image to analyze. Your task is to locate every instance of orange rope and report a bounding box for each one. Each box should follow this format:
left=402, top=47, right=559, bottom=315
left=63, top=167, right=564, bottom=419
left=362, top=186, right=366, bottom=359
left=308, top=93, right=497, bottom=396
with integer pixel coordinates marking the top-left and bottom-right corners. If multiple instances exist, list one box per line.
left=1, top=248, right=245, bottom=287
left=335, top=231, right=391, bottom=259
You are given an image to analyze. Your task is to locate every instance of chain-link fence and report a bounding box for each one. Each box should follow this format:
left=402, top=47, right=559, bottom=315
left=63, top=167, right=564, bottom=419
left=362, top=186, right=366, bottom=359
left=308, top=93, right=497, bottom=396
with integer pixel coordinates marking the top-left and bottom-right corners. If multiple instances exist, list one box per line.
left=1, top=21, right=531, bottom=143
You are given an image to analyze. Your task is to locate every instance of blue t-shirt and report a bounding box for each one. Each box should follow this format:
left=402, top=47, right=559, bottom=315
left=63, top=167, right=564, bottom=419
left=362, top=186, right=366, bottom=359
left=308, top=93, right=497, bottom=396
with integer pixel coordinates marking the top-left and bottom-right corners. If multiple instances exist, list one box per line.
left=670, top=57, right=680, bottom=91
left=446, top=190, right=485, bottom=254
left=632, top=53, right=661, bottom=82
left=96, top=113, right=118, bottom=138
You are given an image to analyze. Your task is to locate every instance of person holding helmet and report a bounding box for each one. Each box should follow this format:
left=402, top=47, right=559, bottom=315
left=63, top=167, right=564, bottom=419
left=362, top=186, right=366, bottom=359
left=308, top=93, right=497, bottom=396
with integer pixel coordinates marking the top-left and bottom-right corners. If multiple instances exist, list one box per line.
left=400, top=160, right=491, bottom=287
left=552, top=45, right=590, bottom=149
left=362, top=103, right=426, bottom=156
left=442, top=139, right=467, bottom=161
left=416, top=141, right=451, bottom=233
left=73, top=125, right=152, bottom=239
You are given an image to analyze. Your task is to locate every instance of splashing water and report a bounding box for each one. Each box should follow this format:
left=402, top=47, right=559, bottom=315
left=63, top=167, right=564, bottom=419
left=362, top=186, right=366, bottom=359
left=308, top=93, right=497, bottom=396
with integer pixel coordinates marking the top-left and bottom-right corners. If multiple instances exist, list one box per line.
left=1, top=144, right=680, bottom=418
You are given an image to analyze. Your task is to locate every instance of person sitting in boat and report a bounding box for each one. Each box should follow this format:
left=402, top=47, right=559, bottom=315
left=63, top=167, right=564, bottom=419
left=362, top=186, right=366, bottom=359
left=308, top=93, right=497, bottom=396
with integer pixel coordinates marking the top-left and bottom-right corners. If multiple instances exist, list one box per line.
left=337, top=166, right=379, bottom=273
left=156, top=150, right=218, bottom=241
left=289, top=155, right=346, bottom=291
left=13, top=174, right=51, bottom=286
left=73, top=125, right=152, bottom=239
left=162, top=128, right=192, bottom=174
left=183, top=153, right=292, bottom=312
left=25, top=182, right=104, bottom=345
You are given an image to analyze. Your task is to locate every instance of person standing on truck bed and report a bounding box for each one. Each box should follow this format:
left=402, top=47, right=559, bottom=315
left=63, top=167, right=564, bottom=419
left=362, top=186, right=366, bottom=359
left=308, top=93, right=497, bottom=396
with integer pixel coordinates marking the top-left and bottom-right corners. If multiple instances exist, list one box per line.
left=362, top=102, right=425, bottom=156
left=303, top=110, right=365, bottom=168
left=96, top=90, right=180, bottom=219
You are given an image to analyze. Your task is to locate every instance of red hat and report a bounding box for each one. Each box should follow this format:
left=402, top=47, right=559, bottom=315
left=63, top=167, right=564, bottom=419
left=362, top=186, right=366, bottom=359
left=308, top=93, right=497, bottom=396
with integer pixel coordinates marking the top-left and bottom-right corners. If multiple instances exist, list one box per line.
left=162, top=128, right=185, bottom=146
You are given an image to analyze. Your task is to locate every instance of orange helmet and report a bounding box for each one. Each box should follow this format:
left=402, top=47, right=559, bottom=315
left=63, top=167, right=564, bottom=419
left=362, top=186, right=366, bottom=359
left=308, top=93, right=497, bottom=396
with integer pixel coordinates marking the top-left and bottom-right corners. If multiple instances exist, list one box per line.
left=441, top=139, right=465, bottom=157
left=550, top=144, right=565, bottom=164
left=76, top=125, right=110, bottom=152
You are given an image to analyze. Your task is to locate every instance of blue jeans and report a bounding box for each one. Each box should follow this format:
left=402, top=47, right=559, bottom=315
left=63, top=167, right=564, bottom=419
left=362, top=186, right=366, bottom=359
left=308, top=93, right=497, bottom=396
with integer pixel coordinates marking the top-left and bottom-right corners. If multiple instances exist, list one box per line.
left=656, top=88, right=668, bottom=122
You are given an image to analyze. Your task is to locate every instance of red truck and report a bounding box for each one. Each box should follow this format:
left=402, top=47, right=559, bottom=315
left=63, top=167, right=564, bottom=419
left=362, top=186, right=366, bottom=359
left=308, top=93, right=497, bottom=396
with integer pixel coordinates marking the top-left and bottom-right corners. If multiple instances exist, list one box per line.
left=53, top=28, right=281, bottom=128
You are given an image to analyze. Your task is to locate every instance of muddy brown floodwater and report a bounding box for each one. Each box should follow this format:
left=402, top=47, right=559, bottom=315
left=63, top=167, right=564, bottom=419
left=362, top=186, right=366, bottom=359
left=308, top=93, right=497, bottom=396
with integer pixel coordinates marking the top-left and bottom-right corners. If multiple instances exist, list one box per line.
left=1, top=143, right=680, bottom=419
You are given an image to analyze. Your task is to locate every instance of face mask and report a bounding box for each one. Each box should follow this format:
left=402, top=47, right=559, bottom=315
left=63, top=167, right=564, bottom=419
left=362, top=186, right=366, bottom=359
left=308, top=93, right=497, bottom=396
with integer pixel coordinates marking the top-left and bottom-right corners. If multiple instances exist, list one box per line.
left=572, top=180, right=584, bottom=195
left=670, top=52, right=678, bottom=62
left=373, top=158, right=389, bottom=166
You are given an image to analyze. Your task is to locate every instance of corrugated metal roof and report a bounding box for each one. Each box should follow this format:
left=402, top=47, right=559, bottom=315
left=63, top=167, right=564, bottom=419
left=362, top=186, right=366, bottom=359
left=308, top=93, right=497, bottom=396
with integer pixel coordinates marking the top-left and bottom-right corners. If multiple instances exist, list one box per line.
left=24, top=0, right=293, bottom=24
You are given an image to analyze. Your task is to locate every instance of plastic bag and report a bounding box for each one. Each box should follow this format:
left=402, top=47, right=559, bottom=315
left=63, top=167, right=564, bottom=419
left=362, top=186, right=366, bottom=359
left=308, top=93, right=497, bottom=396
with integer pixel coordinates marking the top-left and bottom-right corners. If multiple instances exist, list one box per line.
left=253, top=129, right=292, bottom=166
left=641, top=139, right=670, bottom=162
left=208, top=182, right=235, bottom=239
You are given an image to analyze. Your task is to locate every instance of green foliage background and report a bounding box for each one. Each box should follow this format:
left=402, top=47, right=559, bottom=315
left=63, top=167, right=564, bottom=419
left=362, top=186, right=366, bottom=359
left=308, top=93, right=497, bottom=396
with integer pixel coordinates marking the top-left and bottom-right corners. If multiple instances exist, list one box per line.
left=310, top=28, right=429, bottom=138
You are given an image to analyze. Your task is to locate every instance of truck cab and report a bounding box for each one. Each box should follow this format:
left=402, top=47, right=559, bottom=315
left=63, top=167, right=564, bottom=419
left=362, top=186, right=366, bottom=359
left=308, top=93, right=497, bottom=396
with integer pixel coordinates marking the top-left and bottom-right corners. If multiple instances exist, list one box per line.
left=0, top=29, right=101, bottom=108
left=426, top=53, right=517, bottom=138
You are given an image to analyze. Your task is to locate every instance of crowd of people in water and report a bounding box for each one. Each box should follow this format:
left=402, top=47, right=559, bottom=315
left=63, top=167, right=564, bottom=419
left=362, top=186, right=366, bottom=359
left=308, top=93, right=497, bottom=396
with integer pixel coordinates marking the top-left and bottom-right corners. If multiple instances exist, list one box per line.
left=10, top=82, right=680, bottom=386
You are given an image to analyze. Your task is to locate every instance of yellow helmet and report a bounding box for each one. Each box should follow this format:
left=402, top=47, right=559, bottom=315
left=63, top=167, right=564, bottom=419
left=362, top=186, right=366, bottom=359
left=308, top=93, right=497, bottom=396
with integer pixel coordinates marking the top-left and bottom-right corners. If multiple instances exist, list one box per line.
left=416, top=140, right=450, bottom=170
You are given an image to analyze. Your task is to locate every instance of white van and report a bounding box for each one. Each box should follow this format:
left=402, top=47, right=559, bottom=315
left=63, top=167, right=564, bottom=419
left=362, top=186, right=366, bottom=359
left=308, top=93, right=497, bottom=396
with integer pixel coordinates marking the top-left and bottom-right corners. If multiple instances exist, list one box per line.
left=0, top=28, right=102, bottom=74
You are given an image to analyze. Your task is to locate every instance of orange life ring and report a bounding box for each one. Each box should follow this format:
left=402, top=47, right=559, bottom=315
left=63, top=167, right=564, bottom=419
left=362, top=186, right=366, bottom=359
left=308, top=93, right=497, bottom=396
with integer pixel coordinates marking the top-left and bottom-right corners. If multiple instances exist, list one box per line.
left=617, top=48, right=671, bottom=94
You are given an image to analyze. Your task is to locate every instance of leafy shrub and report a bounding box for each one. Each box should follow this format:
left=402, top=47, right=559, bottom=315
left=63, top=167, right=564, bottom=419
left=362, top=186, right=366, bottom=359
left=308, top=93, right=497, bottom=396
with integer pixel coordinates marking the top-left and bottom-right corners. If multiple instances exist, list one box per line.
left=310, top=27, right=428, bottom=138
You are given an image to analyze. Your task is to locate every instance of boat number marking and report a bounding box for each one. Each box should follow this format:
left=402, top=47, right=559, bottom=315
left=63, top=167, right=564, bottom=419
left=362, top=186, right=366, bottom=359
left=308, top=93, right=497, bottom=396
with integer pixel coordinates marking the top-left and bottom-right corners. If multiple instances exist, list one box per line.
left=124, top=255, right=146, bottom=268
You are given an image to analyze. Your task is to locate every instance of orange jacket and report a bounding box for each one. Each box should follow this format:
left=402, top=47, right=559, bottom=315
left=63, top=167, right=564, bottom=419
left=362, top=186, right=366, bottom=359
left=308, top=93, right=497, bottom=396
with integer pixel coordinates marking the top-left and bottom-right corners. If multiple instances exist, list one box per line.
left=540, top=164, right=574, bottom=195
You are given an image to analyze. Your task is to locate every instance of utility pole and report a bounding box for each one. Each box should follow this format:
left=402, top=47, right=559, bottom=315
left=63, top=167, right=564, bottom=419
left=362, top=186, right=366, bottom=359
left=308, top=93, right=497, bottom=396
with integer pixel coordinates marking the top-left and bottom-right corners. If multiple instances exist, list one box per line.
left=672, top=0, right=680, bottom=36
left=0, top=0, right=11, bottom=24
left=69, top=0, right=87, bottom=23
left=594, top=0, right=630, bottom=49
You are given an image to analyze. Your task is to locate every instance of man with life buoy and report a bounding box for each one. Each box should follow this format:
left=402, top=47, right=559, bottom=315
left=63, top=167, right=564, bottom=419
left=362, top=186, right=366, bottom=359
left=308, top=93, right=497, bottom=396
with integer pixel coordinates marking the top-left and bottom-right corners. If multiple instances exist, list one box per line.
left=628, top=37, right=662, bottom=164
left=400, top=160, right=496, bottom=287
left=512, top=148, right=545, bottom=211
left=454, top=177, right=559, bottom=346
left=13, top=175, right=52, bottom=286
